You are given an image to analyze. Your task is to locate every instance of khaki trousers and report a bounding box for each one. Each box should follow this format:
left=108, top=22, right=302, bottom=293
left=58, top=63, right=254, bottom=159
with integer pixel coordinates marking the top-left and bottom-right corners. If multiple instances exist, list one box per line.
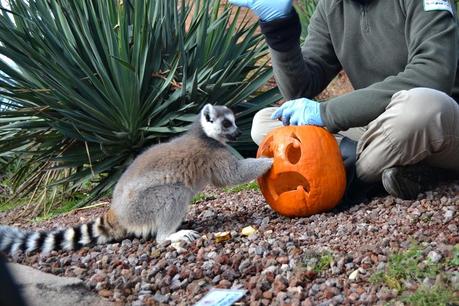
left=251, top=88, right=459, bottom=183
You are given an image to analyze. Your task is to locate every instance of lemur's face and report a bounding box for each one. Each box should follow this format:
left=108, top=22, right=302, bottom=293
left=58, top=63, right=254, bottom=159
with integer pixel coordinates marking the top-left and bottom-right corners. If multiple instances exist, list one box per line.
left=201, top=104, right=241, bottom=143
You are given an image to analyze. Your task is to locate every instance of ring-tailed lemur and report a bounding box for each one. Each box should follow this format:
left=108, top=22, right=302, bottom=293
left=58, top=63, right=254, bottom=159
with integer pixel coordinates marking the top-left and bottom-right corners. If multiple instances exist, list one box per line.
left=0, top=104, right=273, bottom=255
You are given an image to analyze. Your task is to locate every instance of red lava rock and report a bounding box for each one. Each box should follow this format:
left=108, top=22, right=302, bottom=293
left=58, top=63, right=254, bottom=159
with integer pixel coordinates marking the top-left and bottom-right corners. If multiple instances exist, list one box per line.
left=179, top=268, right=190, bottom=279
left=143, top=297, right=158, bottom=306
left=160, top=275, right=172, bottom=287
left=291, top=298, right=302, bottom=305
left=212, top=263, right=221, bottom=274
left=323, top=286, right=340, bottom=299
left=276, top=256, right=289, bottom=264
left=98, top=289, right=113, bottom=298
left=262, top=290, right=273, bottom=299
left=120, top=269, right=131, bottom=277
left=244, top=264, right=257, bottom=276
left=257, top=276, right=272, bottom=291
left=272, top=275, right=288, bottom=293
left=290, top=247, right=303, bottom=256
left=355, top=287, right=366, bottom=294
left=186, top=281, right=202, bottom=295
left=221, top=268, right=238, bottom=281
left=265, top=258, right=277, bottom=267
left=246, top=276, right=259, bottom=289
left=255, top=262, right=264, bottom=274
left=196, top=248, right=205, bottom=261
left=231, top=254, right=243, bottom=270
left=348, top=292, right=359, bottom=302
left=166, top=265, right=178, bottom=277
left=192, top=268, right=203, bottom=280
left=261, top=299, right=271, bottom=305
left=290, top=269, right=310, bottom=287
left=305, top=270, right=317, bottom=280
left=72, top=267, right=86, bottom=277
left=217, top=279, right=232, bottom=288
left=262, top=271, right=274, bottom=282
left=215, top=254, right=229, bottom=265
left=159, top=286, right=170, bottom=295
left=89, top=272, right=106, bottom=284
left=156, top=259, right=167, bottom=269
left=302, top=298, right=314, bottom=306
left=370, top=254, right=379, bottom=263
left=250, top=289, right=262, bottom=301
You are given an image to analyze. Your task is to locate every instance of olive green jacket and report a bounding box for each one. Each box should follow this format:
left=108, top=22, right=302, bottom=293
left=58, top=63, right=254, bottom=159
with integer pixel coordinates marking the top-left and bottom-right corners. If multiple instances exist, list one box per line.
left=265, top=0, right=459, bottom=132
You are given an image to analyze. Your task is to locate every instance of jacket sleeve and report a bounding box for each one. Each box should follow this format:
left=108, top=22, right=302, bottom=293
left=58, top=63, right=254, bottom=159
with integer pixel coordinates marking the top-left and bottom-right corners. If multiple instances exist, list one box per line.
left=320, top=0, right=458, bottom=132
left=260, top=2, right=342, bottom=101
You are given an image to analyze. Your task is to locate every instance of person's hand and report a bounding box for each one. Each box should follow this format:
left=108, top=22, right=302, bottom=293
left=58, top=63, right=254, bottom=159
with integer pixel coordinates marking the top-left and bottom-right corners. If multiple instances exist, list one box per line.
left=271, top=98, right=323, bottom=126
left=228, top=0, right=293, bottom=22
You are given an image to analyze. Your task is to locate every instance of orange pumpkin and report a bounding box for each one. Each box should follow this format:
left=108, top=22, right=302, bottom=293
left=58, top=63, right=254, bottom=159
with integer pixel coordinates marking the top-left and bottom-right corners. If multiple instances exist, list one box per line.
left=256, top=126, right=346, bottom=217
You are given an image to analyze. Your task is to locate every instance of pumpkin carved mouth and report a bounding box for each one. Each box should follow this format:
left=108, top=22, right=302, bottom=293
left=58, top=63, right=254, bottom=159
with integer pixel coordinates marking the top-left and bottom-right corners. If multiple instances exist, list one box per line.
left=270, top=171, right=310, bottom=199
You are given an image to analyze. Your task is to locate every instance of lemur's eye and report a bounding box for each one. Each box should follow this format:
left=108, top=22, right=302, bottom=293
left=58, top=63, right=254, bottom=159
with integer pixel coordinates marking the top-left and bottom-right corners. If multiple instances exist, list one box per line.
left=222, top=119, right=232, bottom=128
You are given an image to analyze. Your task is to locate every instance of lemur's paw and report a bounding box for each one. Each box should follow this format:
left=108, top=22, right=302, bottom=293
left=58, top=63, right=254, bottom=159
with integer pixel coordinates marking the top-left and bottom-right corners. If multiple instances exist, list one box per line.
left=167, top=230, right=200, bottom=244
left=259, top=157, right=273, bottom=172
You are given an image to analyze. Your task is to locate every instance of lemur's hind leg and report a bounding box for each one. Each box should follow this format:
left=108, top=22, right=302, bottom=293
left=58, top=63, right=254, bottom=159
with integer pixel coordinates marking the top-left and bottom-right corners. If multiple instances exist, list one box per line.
left=143, top=184, right=199, bottom=243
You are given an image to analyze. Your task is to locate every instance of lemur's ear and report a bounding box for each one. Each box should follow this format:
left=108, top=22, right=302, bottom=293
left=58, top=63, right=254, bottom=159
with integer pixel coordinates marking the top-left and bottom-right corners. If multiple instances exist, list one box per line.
left=202, top=104, right=215, bottom=123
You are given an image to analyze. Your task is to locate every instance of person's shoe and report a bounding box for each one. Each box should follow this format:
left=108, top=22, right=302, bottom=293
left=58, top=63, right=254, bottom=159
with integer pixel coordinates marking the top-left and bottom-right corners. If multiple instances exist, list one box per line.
left=381, top=165, right=440, bottom=200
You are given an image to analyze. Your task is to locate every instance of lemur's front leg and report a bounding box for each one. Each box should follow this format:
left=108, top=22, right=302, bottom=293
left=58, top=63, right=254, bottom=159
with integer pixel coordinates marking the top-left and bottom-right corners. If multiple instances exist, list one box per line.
left=212, top=157, right=273, bottom=187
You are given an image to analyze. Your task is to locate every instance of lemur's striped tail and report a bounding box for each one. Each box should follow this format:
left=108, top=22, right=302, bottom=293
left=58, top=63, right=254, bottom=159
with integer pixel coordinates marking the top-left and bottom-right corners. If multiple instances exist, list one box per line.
left=0, top=210, right=126, bottom=255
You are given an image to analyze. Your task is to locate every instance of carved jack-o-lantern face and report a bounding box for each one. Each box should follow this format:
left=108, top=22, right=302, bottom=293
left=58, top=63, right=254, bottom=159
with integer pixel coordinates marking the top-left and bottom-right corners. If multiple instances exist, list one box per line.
left=257, top=126, right=346, bottom=217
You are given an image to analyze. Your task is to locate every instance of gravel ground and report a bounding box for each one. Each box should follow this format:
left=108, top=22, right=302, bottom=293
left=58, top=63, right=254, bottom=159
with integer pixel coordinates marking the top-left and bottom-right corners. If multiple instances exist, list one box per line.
left=2, top=182, right=459, bottom=305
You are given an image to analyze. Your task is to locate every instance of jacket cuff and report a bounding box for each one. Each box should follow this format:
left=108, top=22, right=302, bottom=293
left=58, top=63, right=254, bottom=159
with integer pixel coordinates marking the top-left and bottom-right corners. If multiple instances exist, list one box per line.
left=259, top=9, right=302, bottom=52
left=320, top=102, right=339, bottom=133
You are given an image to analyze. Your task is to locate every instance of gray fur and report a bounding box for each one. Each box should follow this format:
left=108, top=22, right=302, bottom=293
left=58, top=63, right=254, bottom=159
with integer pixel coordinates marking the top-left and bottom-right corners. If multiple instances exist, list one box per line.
left=0, top=104, right=272, bottom=255
left=111, top=103, right=272, bottom=243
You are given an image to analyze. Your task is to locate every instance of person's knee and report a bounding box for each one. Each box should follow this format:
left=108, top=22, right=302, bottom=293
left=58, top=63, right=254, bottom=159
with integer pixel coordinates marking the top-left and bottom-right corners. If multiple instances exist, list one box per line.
left=250, top=107, right=280, bottom=145
left=387, top=88, right=453, bottom=144
left=251, top=129, right=265, bottom=146
left=355, top=88, right=455, bottom=182
left=356, top=156, right=382, bottom=183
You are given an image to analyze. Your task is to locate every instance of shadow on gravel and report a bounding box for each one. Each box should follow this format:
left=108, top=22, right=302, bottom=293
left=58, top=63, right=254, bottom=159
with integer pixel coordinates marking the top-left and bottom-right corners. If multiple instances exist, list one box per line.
left=332, top=178, right=459, bottom=214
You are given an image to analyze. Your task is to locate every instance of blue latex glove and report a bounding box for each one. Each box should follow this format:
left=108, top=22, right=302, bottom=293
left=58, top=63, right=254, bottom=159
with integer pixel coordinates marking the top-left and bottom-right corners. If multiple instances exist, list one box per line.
left=228, top=0, right=293, bottom=22
left=271, top=98, right=324, bottom=126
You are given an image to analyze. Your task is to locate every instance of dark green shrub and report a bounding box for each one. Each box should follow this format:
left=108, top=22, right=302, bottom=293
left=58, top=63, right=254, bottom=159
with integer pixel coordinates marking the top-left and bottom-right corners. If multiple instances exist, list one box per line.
left=0, top=0, right=281, bottom=211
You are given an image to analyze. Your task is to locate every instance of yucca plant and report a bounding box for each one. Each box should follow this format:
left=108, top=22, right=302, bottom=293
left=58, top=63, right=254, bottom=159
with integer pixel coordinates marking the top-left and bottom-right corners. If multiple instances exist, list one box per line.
left=0, top=0, right=280, bottom=214
left=295, top=0, right=317, bottom=41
